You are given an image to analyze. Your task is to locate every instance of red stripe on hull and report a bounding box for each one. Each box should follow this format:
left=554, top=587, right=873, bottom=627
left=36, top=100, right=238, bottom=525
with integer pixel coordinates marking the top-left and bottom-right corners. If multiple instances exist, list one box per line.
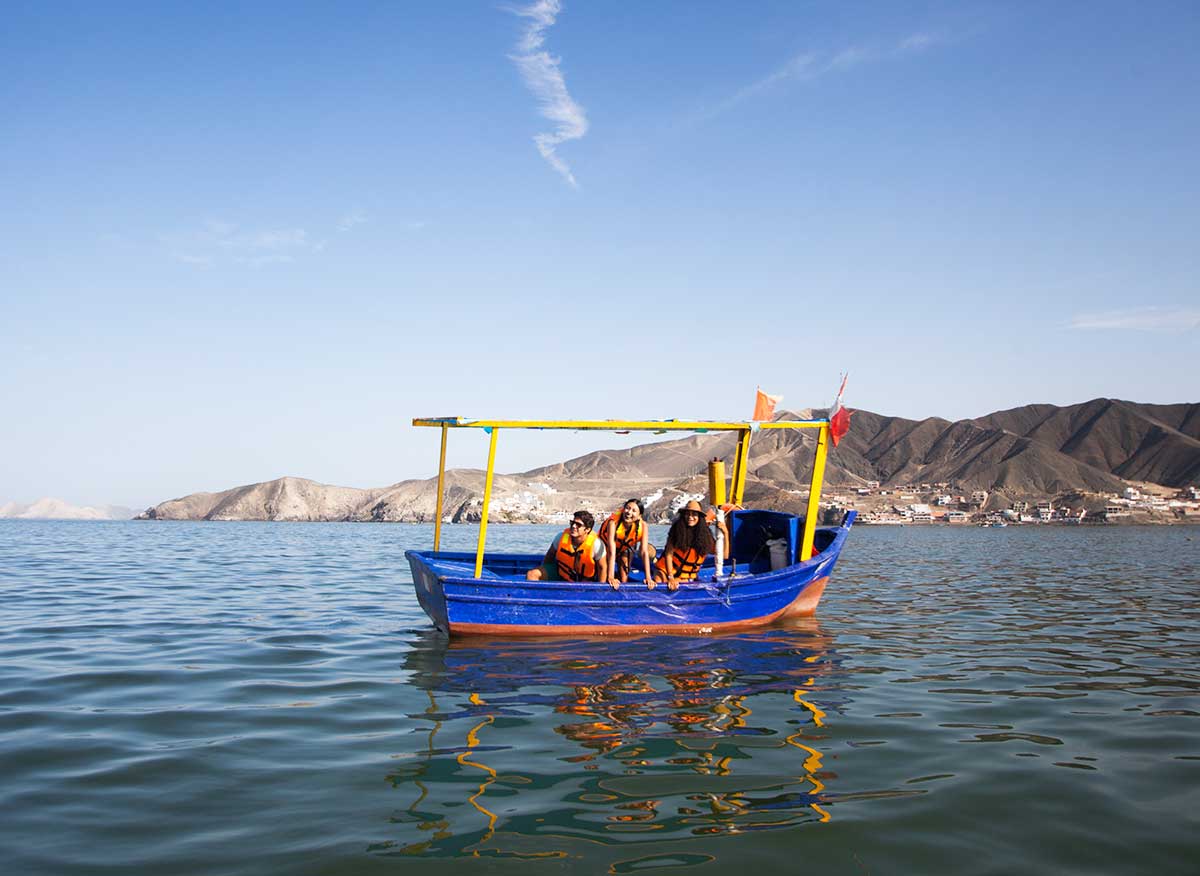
left=448, top=576, right=830, bottom=637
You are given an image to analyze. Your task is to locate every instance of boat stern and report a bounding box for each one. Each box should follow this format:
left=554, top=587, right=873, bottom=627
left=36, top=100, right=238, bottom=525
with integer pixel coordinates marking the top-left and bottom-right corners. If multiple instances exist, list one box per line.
left=405, top=551, right=450, bottom=632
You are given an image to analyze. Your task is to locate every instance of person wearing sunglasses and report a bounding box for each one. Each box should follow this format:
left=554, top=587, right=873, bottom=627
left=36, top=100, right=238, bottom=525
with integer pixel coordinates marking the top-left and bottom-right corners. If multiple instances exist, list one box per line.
left=652, top=500, right=729, bottom=590
left=527, top=510, right=608, bottom=583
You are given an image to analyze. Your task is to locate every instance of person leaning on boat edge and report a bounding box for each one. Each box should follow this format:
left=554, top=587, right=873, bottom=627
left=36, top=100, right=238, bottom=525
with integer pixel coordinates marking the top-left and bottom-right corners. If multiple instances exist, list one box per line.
left=599, top=498, right=657, bottom=590
left=527, top=510, right=608, bottom=584
left=653, top=500, right=729, bottom=591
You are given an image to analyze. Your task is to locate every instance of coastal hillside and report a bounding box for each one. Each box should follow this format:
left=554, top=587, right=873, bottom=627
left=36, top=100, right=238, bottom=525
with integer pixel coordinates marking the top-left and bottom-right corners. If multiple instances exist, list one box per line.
left=138, top=398, right=1200, bottom=522
left=972, top=399, right=1200, bottom=487
left=1, top=498, right=137, bottom=520
left=139, top=477, right=389, bottom=522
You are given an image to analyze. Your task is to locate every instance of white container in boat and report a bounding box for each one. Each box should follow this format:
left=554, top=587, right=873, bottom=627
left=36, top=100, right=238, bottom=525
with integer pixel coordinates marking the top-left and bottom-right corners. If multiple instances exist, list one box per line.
left=766, top=538, right=789, bottom=570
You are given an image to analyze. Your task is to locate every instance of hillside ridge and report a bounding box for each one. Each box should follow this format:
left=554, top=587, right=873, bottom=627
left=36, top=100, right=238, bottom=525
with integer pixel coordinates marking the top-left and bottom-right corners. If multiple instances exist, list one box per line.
left=137, top=399, right=1200, bottom=522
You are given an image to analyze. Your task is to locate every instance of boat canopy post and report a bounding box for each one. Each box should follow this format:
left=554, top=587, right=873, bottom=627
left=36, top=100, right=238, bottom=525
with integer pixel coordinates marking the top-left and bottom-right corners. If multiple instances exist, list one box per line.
left=474, top=427, right=499, bottom=578
left=730, top=428, right=751, bottom=505
left=799, top=423, right=829, bottom=560
left=434, top=423, right=448, bottom=551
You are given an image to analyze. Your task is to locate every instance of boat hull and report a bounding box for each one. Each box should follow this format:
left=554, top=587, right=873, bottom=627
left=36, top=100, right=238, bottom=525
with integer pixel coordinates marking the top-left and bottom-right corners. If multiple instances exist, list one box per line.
left=406, top=512, right=855, bottom=636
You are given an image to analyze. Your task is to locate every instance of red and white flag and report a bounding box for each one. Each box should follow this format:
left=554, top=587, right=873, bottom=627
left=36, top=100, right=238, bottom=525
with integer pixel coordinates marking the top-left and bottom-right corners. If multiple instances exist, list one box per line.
left=752, top=387, right=782, bottom=421
left=829, top=374, right=852, bottom=447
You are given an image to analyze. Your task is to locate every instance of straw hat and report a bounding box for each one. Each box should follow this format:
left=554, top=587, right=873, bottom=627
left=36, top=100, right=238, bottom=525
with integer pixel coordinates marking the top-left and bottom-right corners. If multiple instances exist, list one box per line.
left=678, top=500, right=705, bottom=517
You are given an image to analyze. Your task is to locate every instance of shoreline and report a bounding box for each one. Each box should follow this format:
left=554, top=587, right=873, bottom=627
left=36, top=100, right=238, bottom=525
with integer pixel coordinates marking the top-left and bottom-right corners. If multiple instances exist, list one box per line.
left=4, top=517, right=1196, bottom=527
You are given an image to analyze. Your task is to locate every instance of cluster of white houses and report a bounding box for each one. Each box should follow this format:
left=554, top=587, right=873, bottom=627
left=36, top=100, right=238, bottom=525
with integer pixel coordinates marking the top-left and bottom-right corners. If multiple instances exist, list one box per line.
left=1101, top=486, right=1200, bottom=519
left=840, top=483, right=1200, bottom=525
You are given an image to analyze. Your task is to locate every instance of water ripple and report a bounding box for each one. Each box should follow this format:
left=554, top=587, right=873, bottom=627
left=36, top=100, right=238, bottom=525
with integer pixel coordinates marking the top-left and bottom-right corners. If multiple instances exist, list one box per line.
left=0, top=520, right=1197, bottom=874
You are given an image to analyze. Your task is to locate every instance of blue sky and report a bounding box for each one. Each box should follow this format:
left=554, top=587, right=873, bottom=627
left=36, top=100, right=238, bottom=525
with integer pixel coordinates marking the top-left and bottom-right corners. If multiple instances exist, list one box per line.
left=2, top=1, right=1197, bottom=508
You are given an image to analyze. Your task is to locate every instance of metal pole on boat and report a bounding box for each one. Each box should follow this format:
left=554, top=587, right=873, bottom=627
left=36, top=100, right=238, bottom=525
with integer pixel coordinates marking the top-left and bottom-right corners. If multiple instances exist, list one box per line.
left=708, top=457, right=729, bottom=578
left=434, top=423, right=448, bottom=551
left=474, top=427, right=499, bottom=578
left=708, top=458, right=726, bottom=507
left=799, top=422, right=829, bottom=561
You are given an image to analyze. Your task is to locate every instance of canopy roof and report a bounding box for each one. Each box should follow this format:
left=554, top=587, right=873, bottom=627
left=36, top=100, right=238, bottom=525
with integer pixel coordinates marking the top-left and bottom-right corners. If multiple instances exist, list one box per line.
left=414, top=415, right=832, bottom=575
left=413, top=417, right=826, bottom=432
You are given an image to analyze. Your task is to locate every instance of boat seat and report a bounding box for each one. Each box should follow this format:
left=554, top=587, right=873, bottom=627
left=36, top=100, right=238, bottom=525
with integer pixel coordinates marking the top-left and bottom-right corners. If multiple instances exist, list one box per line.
left=729, top=509, right=801, bottom=570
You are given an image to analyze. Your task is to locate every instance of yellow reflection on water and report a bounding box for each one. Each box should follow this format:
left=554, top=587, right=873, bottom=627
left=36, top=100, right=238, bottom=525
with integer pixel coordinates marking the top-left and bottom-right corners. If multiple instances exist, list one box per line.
left=384, top=623, right=839, bottom=858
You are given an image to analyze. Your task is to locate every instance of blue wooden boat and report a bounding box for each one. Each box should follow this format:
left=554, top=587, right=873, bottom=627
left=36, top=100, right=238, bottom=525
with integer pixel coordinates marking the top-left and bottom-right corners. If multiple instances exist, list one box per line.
left=405, top=416, right=856, bottom=636
left=407, top=509, right=855, bottom=635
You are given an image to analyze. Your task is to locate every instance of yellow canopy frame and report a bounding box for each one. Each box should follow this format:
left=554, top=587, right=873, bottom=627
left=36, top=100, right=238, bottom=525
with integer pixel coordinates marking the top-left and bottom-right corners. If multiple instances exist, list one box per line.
left=413, top=417, right=832, bottom=578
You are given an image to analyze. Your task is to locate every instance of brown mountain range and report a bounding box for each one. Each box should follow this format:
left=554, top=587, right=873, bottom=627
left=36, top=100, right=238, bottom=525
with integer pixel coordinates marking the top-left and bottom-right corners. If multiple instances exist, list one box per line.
left=138, top=398, right=1199, bottom=522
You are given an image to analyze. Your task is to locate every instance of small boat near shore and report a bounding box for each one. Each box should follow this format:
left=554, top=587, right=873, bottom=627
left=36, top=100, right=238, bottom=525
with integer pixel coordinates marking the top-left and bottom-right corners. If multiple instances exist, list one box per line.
left=405, top=415, right=856, bottom=636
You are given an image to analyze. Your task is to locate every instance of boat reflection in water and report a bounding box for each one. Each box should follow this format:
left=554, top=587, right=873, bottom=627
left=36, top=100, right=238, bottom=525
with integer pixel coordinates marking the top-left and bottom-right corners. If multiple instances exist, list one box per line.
left=378, top=620, right=848, bottom=862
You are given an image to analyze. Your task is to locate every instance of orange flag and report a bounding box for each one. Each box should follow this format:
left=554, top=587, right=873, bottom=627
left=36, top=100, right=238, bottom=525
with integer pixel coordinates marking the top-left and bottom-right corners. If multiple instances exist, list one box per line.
left=752, top=388, right=782, bottom=421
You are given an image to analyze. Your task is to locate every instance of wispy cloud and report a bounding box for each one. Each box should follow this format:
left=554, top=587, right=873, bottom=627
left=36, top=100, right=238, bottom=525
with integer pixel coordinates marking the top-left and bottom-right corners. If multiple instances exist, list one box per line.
left=509, top=0, right=588, bottom=188
left=163, top=220, right=327, bottom=267
left=337, top=209, right=367, bottom=232
left=1067, top=307, right=1200, bottom=333
left=899, top=32, right=938, bottom=53
left=702, top=31, right=947, bottom=121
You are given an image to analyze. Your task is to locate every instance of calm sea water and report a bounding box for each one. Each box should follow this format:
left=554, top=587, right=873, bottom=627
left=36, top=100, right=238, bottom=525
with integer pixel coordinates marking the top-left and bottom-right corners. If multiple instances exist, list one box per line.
left=1, top=520, right=1197, bottom=874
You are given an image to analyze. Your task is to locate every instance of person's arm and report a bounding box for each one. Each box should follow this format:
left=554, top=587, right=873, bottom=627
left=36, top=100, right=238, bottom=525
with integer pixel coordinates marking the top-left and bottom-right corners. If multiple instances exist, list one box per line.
left=640, top=528, right=653, bottom=582
left=664, top=538, right=678, bottom=588
left=528, top=540, right=557, bottom=581
left=717, top=519, right=730, bottom=558
left=605, top=524, right=618, bottom=585
left=594, top=540, right=609, bottom=584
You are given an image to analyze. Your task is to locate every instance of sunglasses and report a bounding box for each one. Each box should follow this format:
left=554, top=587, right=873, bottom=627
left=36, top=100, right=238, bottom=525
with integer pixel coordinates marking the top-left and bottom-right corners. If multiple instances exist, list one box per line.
left=569, top=520, right=587, bottom=529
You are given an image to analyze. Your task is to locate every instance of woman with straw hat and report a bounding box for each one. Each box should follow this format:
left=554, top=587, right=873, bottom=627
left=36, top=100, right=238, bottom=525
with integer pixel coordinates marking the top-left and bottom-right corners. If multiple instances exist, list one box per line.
left=653, top=500, right=729, bottom=591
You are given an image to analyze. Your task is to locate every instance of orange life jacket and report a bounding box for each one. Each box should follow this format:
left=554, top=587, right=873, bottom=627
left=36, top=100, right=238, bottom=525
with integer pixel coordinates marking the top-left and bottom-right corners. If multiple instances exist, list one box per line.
left=599, top=512, right=644, bottom=553
left=555, top=530, right=599, bottom=582
left=654, top=544, right=706, bottom=581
